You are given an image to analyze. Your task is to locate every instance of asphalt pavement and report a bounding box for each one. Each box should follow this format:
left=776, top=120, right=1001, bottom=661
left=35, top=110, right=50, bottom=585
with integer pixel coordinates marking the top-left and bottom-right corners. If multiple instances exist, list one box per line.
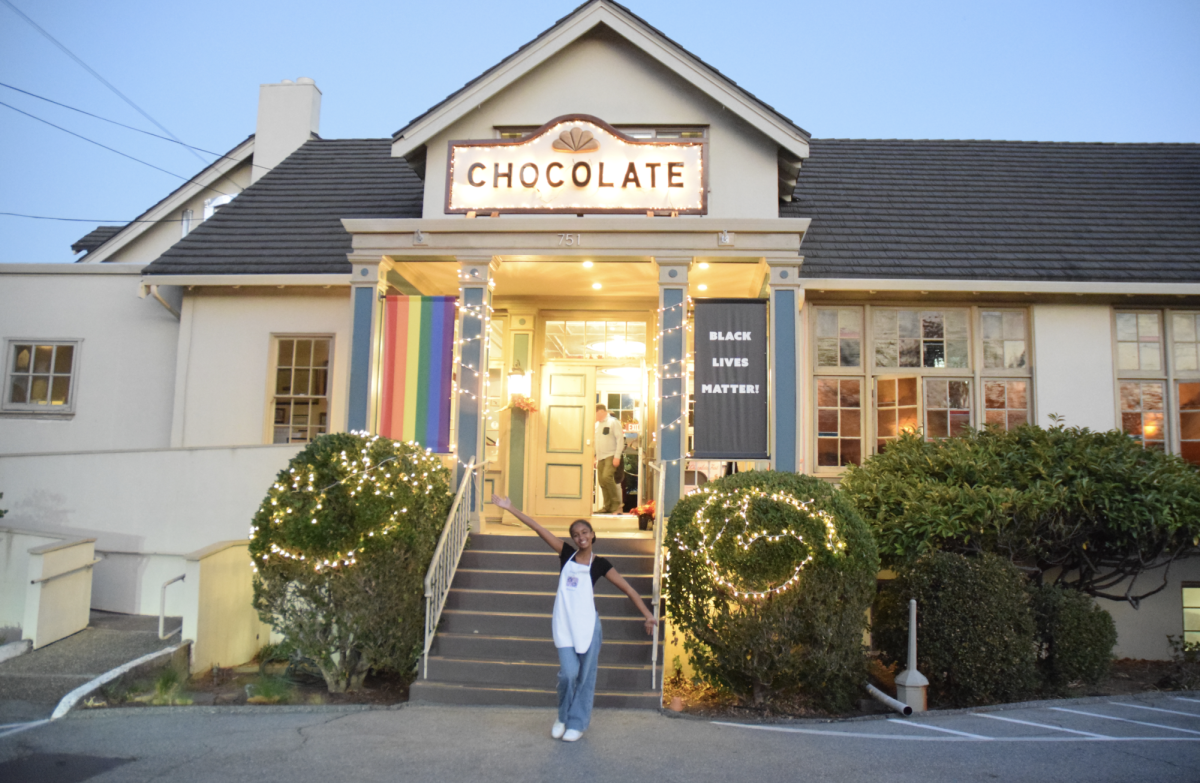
left=2, top=692, right=1199, bottom=783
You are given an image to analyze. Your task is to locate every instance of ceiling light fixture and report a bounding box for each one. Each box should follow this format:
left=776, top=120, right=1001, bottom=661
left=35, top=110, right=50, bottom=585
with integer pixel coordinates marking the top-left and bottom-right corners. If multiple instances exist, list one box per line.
left=698, top=262, right=710, bottom=269
left=698, top=284, right=708, bottom=291
left=582, top=260, right=594, bottom=268
left=592, top=282, right=602, bottom=289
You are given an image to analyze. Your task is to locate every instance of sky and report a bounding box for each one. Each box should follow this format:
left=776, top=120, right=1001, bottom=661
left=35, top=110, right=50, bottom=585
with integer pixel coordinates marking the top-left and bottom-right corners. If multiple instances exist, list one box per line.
left=0, top=0, right=1197, bottom=264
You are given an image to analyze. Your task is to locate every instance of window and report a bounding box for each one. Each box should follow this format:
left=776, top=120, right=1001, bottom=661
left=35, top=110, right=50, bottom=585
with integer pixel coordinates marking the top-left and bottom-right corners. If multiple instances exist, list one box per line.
left=272, top=337, right=331, bottom=444
left=203, top=194, right=234, bottom=220
left=810, top=305, right=1034, bottom=472
left=181, top=209, right=193, bottom=237
left=4, top=340, right=78, bottom=413
left=543, top=320, right=647, bottom=361
left=1115, top=309, right=1200, bottom=464
left=1184, top=583, right=1200, bottom=644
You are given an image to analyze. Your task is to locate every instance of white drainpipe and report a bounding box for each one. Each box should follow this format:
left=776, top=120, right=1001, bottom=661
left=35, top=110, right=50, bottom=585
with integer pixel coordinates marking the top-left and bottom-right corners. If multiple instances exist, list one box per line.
left=894, top=598, right=929, bottom=712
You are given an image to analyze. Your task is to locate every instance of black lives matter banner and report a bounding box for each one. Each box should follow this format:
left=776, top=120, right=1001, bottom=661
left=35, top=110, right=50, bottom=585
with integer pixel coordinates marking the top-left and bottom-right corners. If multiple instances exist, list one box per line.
left=692, top=299, right=768, bottom=459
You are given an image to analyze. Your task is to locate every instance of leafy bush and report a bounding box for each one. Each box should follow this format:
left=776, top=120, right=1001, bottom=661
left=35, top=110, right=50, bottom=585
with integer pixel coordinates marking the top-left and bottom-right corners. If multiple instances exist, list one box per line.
left=1029, top=585, right=1117, bottom=690
left=841, top=425, right=1200, bottom=603
left=250, top=432, right=452, bottom=692
left=1165, top=636, right=1200, bottom=690
left=874, top=552, right=1039, bottom=708
left=665, top=471, right=878, bottom=712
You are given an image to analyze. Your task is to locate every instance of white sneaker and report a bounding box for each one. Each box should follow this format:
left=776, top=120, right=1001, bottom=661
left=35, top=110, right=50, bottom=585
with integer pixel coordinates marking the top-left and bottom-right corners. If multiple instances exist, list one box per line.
left=562, top=729, right=583, bottom=742
left=551, top=721, right=566, bottom=739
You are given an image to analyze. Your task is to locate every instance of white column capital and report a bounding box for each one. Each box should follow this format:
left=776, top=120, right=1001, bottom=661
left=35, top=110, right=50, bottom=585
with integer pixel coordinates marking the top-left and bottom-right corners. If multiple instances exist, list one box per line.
left=457, top=255, right=500, bottom=286
left=766, top=260, right=802, bottom=289
left=654, top=256, right=692, bottom=286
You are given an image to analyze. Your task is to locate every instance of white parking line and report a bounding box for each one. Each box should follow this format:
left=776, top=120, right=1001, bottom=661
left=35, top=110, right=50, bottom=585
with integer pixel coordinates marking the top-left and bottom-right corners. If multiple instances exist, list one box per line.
left=1051, top=707, right=1200, bottom=735
left=0, top=720, right=49, bottom=740
left=1113, top=702, right=1200, bottom=719
left=1174, top=697, right=1200, bottom=706
left=975, top=713, right=1111, bottom=738
left=888, top=719, right=990, bottom=739
left=712, top=721, right=1200, bottom=742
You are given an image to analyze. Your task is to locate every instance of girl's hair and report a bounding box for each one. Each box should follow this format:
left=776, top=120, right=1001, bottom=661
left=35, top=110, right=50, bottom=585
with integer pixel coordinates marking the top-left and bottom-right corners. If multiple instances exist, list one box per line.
left=569, top=518, right=596, bottom=541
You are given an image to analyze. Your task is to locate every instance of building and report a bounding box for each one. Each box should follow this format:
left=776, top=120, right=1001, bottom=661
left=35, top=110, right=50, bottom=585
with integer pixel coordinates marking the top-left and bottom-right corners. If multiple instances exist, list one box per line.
left=2, top=0, right=1199, bottom=662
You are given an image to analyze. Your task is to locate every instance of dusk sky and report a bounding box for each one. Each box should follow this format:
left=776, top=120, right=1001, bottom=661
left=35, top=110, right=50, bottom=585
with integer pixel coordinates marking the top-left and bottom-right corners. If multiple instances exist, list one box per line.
left=1, top=0, right=1197, bottom=263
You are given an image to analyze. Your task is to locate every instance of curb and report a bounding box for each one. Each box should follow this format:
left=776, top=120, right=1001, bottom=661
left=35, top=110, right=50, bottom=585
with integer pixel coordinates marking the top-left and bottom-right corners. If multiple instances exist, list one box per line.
left=51, top=641, right=190, bottom=720
left=66, top=702, right=406, bottom=719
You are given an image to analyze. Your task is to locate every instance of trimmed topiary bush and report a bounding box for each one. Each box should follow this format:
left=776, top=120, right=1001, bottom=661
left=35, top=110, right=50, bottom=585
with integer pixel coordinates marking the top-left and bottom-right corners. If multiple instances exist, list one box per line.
left=665, top=471, right=878, bottom=712
left=250, top=432, right=452, bottom=692
left=874, top=551, right=1039, bottom=708
left=1029, top=585, right=1117, bottom=690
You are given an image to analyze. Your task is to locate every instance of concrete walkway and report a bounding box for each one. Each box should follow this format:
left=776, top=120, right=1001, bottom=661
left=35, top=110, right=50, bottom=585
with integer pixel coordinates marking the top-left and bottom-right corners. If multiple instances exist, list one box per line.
left=1, top=693, right=1198, bottom=782
left=0, top=611, right=181, bottom=723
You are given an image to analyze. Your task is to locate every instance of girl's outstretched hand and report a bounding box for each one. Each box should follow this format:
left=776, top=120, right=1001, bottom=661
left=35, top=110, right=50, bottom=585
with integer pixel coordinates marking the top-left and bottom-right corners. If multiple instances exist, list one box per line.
left=492, top=494, right=514, bottom=512
left=644, top=617, right=657, bottom=636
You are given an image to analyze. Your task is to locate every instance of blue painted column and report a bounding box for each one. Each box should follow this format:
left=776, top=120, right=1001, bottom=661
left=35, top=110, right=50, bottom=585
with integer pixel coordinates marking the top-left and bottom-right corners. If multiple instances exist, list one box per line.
left=455, top=257, right=494, bottom=524
left=768, top=263, right=803, bottom=473
left=656, top=258, right=690, bottom=515
left=348, top=256, right=385, bottom=433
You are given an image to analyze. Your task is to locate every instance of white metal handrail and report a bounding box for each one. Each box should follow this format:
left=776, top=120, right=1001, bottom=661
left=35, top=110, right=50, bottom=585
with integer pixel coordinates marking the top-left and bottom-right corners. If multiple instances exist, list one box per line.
left=648, top=461, right=667, bottom=690
left=422, top=457, right=477, bottom=679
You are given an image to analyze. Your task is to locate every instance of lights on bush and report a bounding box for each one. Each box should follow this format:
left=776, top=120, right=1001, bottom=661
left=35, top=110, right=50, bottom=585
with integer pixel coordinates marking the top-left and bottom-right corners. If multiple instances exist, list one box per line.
left=671, top=488, right=846, bottom=600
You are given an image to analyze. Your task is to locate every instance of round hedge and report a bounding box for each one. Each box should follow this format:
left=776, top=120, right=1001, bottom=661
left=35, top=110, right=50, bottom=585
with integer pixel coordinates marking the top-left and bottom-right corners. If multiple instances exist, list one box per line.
left=665, top=471, right=878, bottom=711
left=1030, top=584, right=1117, bottom=690
left=249, top=432, right=452, bottom=692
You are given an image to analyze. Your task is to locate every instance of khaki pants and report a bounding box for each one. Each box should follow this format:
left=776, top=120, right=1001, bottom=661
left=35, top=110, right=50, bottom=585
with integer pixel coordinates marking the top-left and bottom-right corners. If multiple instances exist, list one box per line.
left=596, top=458, right=622, bottom=513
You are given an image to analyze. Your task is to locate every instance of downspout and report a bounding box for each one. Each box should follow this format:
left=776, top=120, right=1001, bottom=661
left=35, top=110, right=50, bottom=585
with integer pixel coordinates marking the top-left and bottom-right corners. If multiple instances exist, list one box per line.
left=138, top=282, right=181, bottom=320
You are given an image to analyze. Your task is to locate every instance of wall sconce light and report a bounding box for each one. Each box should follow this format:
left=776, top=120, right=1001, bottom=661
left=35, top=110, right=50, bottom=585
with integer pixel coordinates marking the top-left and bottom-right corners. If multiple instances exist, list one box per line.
left=508, top=359, right=531, bottom=397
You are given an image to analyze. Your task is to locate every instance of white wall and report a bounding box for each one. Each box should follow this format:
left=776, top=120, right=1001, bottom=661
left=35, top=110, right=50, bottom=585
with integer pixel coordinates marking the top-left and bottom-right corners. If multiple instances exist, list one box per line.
left=173, top=288, right=352, bottom=448
left=0, top=264, right=179, bottom=455
left=0, top=527, right=65, bottom=639
left=1032, top=304, right=1116, bottom=431
left=91, top=552, right=188, bottom=617
left=1105, top=557, right=1200, bottom=660
left=420, top=26, right=781, bottom=220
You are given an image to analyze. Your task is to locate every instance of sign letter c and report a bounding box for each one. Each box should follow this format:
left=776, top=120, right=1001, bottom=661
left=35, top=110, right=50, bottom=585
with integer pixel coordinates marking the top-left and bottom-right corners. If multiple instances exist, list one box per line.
left=467, top=163, right=485, bottom=187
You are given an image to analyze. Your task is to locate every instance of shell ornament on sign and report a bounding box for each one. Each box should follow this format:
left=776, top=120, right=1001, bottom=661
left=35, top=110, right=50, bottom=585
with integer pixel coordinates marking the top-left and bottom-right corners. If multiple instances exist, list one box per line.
left=551, top=128, right=600, bottom=152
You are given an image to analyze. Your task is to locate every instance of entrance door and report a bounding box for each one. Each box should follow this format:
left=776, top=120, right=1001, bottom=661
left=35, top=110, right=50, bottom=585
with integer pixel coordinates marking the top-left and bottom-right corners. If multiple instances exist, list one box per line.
left=533, top=363, right=596, bottom=518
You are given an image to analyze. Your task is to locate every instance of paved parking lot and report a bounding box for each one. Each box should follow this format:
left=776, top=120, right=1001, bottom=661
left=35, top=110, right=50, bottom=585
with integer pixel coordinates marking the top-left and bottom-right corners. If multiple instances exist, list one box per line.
left=2, top=694, right=1198, bottom=782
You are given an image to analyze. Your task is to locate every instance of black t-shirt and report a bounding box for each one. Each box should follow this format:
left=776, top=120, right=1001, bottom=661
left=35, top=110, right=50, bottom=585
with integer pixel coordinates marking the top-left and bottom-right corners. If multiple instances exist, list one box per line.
left=559, top=543, right=613, bottom=586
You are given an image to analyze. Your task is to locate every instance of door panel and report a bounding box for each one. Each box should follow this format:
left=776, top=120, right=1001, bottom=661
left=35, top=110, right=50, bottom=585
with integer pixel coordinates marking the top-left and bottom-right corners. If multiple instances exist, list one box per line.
left=534, top=363, right=596, bottom=517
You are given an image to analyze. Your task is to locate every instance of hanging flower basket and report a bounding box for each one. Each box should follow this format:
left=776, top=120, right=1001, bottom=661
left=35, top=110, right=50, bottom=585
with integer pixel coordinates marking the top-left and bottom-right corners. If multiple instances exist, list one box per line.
left=510, top=394, right=538, bottom=413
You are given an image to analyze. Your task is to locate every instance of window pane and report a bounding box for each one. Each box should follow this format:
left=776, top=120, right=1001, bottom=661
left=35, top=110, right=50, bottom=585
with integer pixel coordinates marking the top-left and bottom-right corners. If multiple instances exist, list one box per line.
left=899, top=339, right=921, bottom=367
left=983, top=341, right=1004, bottom=368
left=817, top=339, right=839, bottom=367
left=1002, top=311, right=1025, bottom=340
left=1181, top=411, right=1200, bottom=441
left=1138, top=313, right=1160, bottom=338
left=1181, top=382, right=1200, bottom=410
left=817, top=379, right=838, bottom=407
left=840, top=339, right=861, bottom=367
left=986, top=410, right=1005, bottom=426
left=877, top=409, right=897, bottom=438
left=1004, top=341, right=1027, bottom=368
left=1179, top=382, right=1200, bottom=466
left=945, top=310, right=968, bottom=338
left=874, top=309, right=898, bottom=338
left=294, top=340, right=313, bottom=367
left=946, top=340, right=969, bottom=368
left=53, top=344, right=74, bottom=374
left=842, top=408, right=861, bottom=437
left=925, top=379, right=948, bottom=409
left=312, top=369, right=328, bottom=395
left=276, top=368, right=292, bottom=395
left=898, top=310, right=920, bottom=338
left=294, top=369, right=311, bottom=396
left=877, top=378, right=896, bottom=406
left=1140, top=342, right=1161, bottom=371
left=838, top=309, right=861, bottom=339
left=982, top=312, right=1002, bottom=340
left=33, top=345, right=53, bottom=373
left=13, top=344, right=31, bottom=373
left=1007, top=381, right=1028, bottom=410
left=948, top=381, right=970, bottom=409
left=30, top=375, right=49, bottom=403
left=922, top=341, right=945, bottom=368
left=985, top=381, right=1006, bottom=409
left=1120, top=382, right=1141, bottom=411
left=1175, top=313, right=1197, bottom=343
left=817, top=438, right=839, bottom=467
left=50, top=376, right=70, bottom=405
left=1116, top=313, right=1139, bottom=342
left=841, top=438, right=861, bottom=466
left=9, top=376, right=28, bottom=404
left=927, top=410, right=948, bottom=439
left=816, top=309, right=838, bottom=338
left=898, top=378, right=918, bottom=406
left=278, top=340, right=294, bottom=367
left=1007, top=410, right=1028, bottom=428
left=1176, top=342, right=1199, bottom=373
left=840, top=379, right=861, bottom=408
left=312, top=339, right=330, bottom=367
left=921, top=312, right=944, bottom=339
left=1117, top=342, right=1140, bottom=371
left=898, top=406, right=919, bottom=432
left=818, top=409, right=839, bottom=436
left=875, top=339, right=898, bottom=367
left=1121, top=381, right=1165, bottom=449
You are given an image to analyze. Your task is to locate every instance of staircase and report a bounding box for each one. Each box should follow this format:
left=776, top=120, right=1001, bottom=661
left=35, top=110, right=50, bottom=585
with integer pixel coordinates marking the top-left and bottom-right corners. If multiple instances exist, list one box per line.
left=410, top=533, right=662, bottom=708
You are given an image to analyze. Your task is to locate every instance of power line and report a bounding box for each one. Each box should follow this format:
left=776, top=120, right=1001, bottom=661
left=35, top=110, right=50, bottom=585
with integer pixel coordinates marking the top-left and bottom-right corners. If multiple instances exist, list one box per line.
left=0, top=100, right=234, bottom=198
left=0, top=0, right=206, bottom=164
left=0, top=212, right=189, bottom=223
left=0, top=81, right=270, bottom=173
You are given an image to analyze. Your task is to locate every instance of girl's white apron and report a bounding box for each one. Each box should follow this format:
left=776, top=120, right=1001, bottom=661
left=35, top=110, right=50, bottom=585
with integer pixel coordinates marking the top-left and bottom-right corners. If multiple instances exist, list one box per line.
left=552, top=550, right=598, bottom=654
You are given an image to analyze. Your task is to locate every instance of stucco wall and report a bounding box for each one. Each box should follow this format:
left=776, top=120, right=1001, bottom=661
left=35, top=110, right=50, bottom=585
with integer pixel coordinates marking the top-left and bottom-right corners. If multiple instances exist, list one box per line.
left=1106, top=557, right=1200, bottom=660
left=420, top=26, right=781, bottom=220
left=173, top=288, right=352, bottom=448
left=1032, top=304, right=1117, bottom=431
left=0, top=264, right=179, bottom=455
left=0, top=527, right=65, bottom=639
left=183, top=540, right=270, bottom=672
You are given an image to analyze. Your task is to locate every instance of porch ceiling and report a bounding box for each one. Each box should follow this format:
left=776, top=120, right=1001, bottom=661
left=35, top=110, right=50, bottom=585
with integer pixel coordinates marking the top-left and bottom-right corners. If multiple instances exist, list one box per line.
left=388, top=258, right=767, bottom=299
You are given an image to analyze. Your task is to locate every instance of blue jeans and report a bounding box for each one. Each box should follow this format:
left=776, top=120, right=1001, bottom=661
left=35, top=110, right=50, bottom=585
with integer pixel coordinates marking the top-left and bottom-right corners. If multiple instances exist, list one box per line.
left=556, top=616, right=602, bottom=731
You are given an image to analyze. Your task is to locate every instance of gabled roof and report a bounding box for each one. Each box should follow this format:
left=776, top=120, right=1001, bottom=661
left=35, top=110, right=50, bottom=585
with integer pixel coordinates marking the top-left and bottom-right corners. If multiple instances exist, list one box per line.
left=79, top=135, right=256, bottom=264
left=71, top=226, right=122, bottom=256
left=392, top=0, right=809, bottom=161
left=786, top=139, right=1200, bottom=282
left=143, top=139, right=423, bottom=276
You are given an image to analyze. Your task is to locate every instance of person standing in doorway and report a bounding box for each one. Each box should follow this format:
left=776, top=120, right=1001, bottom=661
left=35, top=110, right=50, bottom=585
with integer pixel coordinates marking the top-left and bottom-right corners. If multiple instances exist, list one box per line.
left=594, top=404, right=624, bottom=514
left=490, top=495, right=657, bottom=741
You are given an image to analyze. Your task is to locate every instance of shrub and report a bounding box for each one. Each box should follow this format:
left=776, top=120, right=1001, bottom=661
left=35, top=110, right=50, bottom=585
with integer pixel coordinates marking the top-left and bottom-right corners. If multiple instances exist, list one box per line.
left=1165, top=636, right=1200, bottom=690
left=250, top=432, right=452, bottom=692
left=874, top=551, right=1039, bottom=708
left=841, top=425, right=1200, bottom=603
left=1029, top=585, right=1117, bottom=690
left=665, top=471, right=878, bottom=712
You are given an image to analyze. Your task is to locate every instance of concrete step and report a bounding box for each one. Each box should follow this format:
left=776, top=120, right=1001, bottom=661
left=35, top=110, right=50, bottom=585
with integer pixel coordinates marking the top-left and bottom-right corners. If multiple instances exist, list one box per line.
left=467, top=534, right=655, bottom=555
left=431, top=633, right=658, bottom=665
left=451, top=569, right=653, bottom=594
left=458, top=550, right=653, bottom=573
left=439, top=610, right=663, bottom=641
left=408, top=680, right=662, bottom=709
left=425, top=657, right=654, bottom=691
left=444, top=589, right=653, bottom=617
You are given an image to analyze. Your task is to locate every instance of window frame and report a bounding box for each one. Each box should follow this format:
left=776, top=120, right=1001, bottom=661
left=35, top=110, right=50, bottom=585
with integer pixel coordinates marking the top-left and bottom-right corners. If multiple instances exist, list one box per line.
left=807, top=303, right=1035, bottom=476
left=2, top=338, right=82, bottom=416
left=264, top=334, right=334, bottom=445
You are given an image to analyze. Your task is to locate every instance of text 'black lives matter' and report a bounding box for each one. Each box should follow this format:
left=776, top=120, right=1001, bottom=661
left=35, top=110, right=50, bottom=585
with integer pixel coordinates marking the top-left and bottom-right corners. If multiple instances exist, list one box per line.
left=692, top=299, right=769, bottom=459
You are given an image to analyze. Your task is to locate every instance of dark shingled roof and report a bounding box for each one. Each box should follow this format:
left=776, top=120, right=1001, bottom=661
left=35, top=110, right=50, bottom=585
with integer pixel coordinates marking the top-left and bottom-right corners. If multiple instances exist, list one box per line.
left=785, top=139, right=1200, bottom=282
left=71, top=225, right=122, bottom=257
left=144, top=139, right=422, bottom=276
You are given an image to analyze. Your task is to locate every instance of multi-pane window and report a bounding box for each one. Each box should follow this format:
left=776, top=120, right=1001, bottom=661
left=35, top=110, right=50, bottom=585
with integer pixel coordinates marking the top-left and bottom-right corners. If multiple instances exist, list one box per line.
left=543, top=320, right=647, bottom=361
left=983, top=380, right=1029, bottom=429
left=272, top=337, right=331, bottom=444
left=1172, top=313, right=1200, bottom=372
left=1116, top=312, right=1162, bottom=372
left=1119, top=381, right=1166, bottom=451
left=812, top=305, right=1033, bottom=471
left=1184, top=583, right=1200, bottom=645
left=815, top=308, right=862, bottom=368
left=816, top=378, right=862, bottom=467
left=4, top=341, right=78, bottom=412
left=1178, top=383, right=1200, bottom=465
left=873, top=309, right=968, bottom=369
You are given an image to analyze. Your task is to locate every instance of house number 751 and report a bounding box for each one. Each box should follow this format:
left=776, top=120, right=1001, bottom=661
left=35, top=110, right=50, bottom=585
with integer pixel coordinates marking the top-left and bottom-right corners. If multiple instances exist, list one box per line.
left=558, top=233, right=582, bottom=247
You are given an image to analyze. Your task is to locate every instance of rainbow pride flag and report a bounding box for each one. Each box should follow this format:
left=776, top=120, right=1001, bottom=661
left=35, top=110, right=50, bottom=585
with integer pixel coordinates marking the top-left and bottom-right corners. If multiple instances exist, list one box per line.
left=380, top=296, right=457, bottom=452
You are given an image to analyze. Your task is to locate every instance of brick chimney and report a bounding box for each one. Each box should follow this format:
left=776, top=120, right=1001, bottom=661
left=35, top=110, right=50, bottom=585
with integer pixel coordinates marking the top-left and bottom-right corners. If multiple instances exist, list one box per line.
left=252, top=77, right=321, bottom=183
